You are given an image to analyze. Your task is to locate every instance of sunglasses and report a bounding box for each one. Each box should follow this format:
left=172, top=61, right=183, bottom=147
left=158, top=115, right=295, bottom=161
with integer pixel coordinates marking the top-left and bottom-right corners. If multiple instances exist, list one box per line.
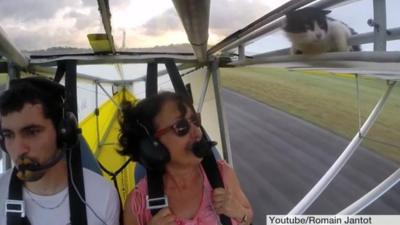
left=154, top=114, right=201, bottom=138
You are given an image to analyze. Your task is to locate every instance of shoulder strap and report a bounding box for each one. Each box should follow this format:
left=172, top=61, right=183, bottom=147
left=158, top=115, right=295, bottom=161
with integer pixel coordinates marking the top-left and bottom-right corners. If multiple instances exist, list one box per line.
left=63, top=60, right=88, bottom=225
left=199, top=129, right=232, bottom=225
left=201, top=153, right=233, bottom=225
left=146, top=169, right=166, bottom=216
left=6, top=168, right=31, bottom=225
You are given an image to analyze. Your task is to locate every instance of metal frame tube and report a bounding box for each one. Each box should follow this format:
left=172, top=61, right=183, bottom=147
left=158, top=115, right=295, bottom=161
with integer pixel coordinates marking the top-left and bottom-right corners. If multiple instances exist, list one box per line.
left=211, top=59, right=233, bottom=165
left=94, top=82, right=101, bottom=155
left=232, top=51, right=400, bottom=65
left=339, top=168, right=400, bottom=215
left=97, top=0, right=116, bottom=53
left=0, top=26, right=29, bottom=68
left=29, top=53, right=197, bottom=67
left=373, top=0, right=387, bottom=51
left=7, top=61, right=20, bottom=80
left=114, top=64, right=124, bottom=80
left=196, top=68, right=211, bottom=113
left=97, top=82, right=120, bottom=109
left=172, top=0, right=210, bottom=62
left=349, top=27, right=400, bottom=46
left=289, top=81, right=397, bottom=215
left=238, top=45, right=245, bottom=61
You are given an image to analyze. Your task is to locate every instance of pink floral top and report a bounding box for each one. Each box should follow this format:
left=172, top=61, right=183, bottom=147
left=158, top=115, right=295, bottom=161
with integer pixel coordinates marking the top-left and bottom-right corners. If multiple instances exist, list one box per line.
left=129, top=160, right=238, bottom=225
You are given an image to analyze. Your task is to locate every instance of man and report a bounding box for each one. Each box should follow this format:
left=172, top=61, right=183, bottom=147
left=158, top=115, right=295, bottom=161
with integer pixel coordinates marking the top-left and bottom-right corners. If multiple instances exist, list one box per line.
left=0, top=77, right=120, bottom=225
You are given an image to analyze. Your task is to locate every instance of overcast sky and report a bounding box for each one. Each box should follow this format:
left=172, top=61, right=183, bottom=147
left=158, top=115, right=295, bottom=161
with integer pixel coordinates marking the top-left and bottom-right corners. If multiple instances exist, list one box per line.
left=0, top=0, right=282, bottom=50
left=0, top=0, right=399, bottom=51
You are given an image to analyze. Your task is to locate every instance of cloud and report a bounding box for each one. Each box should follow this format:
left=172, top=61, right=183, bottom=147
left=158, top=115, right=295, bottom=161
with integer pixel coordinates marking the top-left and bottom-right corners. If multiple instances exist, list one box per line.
left=210, top=0, right=271, bottom=37
left=66, top=9, right=101, bottom=30
left=0, top=0, right=104, bottom=50
left=138, top=0, right=271, bottom=43
left=6, top=27, right=66, bottom=51
left=0, top=0, right=72, bottom=22
left=141, top=9, right=182, bottom=36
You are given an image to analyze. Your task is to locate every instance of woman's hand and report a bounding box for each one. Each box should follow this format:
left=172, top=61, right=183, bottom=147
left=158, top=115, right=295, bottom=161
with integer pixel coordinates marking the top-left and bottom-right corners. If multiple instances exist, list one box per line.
left=148, top=208, right=176, bottom=225
left=212, top=187, right=245, bottom=221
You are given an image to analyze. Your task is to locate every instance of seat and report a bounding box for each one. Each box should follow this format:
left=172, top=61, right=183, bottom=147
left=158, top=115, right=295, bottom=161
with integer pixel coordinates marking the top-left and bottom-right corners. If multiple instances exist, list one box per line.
left=79, top=135, right=102, bottom=175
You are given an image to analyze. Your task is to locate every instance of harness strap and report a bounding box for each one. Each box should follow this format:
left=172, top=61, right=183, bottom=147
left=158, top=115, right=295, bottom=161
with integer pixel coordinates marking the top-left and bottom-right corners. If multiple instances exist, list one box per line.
left=147, top=170, right=166, bottom=216
left=64, top=60, right=88, bottom=225
left=201, top=152, right=232, bottom=225
left=6, top=169, right=31, bottom=225
left=164, top=59, right=191, bottom=100
left=146, top=62, right=158, bottom=98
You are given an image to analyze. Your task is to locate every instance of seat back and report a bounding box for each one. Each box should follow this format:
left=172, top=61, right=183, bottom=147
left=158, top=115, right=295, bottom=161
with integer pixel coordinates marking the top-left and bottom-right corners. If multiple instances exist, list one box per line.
left=79, top=135, right=102, bottom=175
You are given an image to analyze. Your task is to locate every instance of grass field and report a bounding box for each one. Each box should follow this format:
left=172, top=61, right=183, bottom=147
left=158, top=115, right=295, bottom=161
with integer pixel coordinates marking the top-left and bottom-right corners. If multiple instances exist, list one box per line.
left=0, top=74, right=7, bottom=84
left=220, top=67, right=400, bottom=163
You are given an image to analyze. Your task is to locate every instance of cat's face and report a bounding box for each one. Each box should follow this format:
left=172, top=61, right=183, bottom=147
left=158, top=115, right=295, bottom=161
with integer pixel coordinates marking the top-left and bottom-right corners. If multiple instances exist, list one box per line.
left=284, top=7, right=331, bottom=43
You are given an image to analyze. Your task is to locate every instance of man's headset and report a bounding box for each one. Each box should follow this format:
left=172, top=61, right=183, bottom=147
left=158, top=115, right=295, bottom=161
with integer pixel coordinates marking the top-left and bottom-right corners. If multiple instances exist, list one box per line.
left=0, top=77, right=79, bottom=176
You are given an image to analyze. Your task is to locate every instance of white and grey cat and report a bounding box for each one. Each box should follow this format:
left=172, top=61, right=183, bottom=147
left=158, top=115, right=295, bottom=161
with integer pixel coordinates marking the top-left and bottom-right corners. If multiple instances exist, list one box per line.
left=283, top=7, right=360, bottom=55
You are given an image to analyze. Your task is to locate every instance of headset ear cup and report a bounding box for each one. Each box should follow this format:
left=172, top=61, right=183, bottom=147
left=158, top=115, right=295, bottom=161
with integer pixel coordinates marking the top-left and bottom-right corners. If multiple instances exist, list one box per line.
left=139, top=137, right=170, bottom=171
left=58, top=112, right=79, bottom=148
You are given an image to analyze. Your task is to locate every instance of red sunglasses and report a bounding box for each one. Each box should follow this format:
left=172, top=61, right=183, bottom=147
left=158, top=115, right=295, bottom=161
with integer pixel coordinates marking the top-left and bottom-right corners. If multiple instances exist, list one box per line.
left=154, top=114, right=201, bottom=138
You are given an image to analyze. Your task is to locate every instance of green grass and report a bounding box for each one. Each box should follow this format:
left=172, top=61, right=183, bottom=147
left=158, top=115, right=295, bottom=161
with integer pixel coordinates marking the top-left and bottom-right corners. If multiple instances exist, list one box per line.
left=220, top=67, right=400, bottom=164
left=0, top=74, right=7, bottom=84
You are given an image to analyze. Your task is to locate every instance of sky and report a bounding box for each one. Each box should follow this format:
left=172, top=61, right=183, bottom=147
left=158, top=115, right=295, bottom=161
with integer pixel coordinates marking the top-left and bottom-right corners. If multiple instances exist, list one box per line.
left=0, top=0, right=285, bottom=50
left=1, top=0, right=399, bottom=52
left=1, top=0, right=399, bottom=54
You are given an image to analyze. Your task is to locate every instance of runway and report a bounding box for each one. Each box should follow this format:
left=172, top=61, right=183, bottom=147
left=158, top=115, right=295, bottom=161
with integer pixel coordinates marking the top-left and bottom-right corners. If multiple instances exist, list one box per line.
left=222, top=89, right=400, bottom=225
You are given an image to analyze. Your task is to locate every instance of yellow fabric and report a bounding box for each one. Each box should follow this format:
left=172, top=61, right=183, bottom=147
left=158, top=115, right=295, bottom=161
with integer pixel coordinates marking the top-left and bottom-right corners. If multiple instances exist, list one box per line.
left=79, top=88, right=137, bottom=203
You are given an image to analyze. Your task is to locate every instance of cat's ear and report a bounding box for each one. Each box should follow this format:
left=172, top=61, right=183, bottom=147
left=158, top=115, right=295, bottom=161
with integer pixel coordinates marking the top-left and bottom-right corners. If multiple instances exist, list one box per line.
left=322, top=9, right=331, bottom=15
left=285, top=9, right=295, bottom=18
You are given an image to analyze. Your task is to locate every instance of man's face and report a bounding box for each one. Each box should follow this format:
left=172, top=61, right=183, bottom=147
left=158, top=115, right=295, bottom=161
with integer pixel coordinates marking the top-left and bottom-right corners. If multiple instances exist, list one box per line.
left=1, top=103, right=58, bottom=165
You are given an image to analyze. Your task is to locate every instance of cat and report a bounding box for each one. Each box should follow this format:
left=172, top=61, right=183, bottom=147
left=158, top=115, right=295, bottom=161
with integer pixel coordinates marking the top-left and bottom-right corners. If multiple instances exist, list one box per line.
left=283, top=7, right=360, bottom=55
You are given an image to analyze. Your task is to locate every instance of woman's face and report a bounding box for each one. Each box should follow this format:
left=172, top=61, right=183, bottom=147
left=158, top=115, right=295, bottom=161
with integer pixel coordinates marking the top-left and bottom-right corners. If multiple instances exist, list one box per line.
left=153, top=100, right=202, bottom=166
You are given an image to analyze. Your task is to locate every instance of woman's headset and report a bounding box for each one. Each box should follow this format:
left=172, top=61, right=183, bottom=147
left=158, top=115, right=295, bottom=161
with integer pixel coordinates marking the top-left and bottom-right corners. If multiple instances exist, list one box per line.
left=136, top=120, right=170, bottom=171
left=135, top=117, right=214, bottom=171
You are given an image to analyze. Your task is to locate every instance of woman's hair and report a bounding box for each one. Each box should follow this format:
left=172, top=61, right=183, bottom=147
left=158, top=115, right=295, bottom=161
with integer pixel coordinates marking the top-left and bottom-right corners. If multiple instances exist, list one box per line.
left=118, top=91, right=194, bottom=161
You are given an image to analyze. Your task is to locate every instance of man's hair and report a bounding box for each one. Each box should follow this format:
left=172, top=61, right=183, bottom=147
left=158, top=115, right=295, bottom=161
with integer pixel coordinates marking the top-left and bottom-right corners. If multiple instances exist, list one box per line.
left=0, top=77, right=65, bottom=128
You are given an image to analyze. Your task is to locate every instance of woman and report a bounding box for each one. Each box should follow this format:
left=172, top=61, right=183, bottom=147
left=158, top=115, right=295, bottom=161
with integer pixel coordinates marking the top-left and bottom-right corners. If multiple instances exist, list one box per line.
left=119, top=92, right=253, bottom=225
